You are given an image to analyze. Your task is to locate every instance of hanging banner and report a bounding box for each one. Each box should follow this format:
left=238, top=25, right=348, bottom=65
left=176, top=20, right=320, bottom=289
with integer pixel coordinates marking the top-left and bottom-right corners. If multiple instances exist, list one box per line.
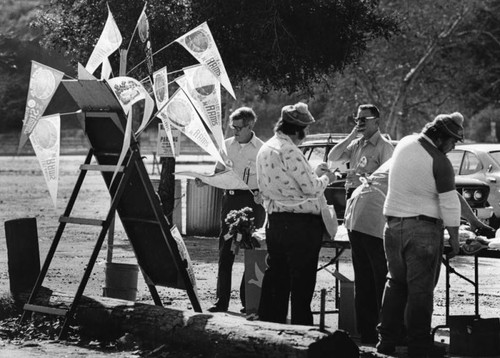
left=136, top=4, right=154, bottom=76
left=175, top=22, right=236, bottom=99
left=29, top=114, right=61, bottom=208
left=106, top=76, right=154, bottom=134
left=18, top=61, right=64, bottom=153
left=162, top=88, right=224, bottom=164
left=176, top=65, right=226, bottom=155
left=101, top=58, right=113, bottom=80
left=86, top=4, right=122, bottom=75
left=157, top=123, right=180, bottom=158
left=153, top=67, right=175, bottom=155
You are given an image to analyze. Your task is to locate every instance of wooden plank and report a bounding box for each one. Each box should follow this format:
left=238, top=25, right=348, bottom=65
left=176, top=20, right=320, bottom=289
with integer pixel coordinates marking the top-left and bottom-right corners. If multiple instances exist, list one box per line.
left=120, top=217, right=160, bottom=225
left=24, top=304, right=67, bottom=316
left=80, top=164, right=124, bottom=172
left=59, top=216, right=104, bottom=226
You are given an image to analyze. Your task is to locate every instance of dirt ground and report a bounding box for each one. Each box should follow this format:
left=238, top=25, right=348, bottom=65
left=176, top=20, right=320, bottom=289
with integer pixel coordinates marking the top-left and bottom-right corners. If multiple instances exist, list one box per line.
left=1, top=155, right=500, bottom=357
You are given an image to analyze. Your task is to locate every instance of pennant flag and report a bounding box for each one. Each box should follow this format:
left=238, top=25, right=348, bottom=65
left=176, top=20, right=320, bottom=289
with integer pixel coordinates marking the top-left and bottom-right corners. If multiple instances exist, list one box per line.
left=176, top=65, right=226, bottom=155
left=86, top=4, right=122, bottom=74
left=106, top=76, right=154, bottom=134
left=175, top=22, right=236, bottom=99
left=136, top=4, right=154, bottom=76
left=153, top=67, right=175, bottom=155
left=29, top=114, right=61, bottom=208
left=18, top=61, right=64, bottom=153
left=78, top=63, right=97, bottom=80
left=162, top=88, right=224, bottom=164
left=101, top=58, right=113, bottom=80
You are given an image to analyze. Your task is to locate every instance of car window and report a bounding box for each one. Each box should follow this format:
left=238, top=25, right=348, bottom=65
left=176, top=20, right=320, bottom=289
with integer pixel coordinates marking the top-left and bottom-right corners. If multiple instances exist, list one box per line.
left=489, top=151, right=500, bottom=167
left=460, top=152, right=482, bottom=175
left=302, top=146, right=326, bottom=169
left=447, top=151, right=464, bottom=175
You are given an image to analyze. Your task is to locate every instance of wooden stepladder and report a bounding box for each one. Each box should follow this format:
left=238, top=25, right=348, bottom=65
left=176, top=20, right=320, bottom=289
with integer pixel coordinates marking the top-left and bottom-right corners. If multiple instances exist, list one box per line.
left=20, top=80, right=202, bottom=339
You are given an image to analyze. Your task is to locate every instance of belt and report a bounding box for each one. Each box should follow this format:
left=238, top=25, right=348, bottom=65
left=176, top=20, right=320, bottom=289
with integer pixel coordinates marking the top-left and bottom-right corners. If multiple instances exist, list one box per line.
left=225, top=189, right=259, bottom=196
left=386, top=215, right=441, bottom=224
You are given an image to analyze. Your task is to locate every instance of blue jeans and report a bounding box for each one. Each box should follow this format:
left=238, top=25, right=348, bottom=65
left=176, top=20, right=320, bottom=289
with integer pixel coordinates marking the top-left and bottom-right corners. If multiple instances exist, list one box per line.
left=348, top=230, right=388, bottom=339
left=258, top=212, right=323, bottom=325
left=378, top=218, right=443, bottom=351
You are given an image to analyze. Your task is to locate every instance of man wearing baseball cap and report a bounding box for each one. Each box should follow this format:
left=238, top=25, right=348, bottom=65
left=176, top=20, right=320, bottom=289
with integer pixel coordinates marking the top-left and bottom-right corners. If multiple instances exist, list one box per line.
left=328, top=104, right=394, bottom=200
left=256, top=102, right=337, bottom=325
left=377, top=112, right=464, bottom=357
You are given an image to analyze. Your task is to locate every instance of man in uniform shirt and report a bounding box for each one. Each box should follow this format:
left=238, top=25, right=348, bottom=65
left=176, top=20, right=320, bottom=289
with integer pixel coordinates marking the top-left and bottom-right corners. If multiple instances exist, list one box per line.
left=328, top=104, right=394, bottom=200
left=205, top=107, right=266, bottom=313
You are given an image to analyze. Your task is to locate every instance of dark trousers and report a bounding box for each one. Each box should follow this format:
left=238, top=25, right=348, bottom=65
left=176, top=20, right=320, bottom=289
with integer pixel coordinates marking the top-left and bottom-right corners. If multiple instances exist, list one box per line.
left=258, top=212, right=323, bottom=325
left=348, top=230, right=388, bottom=340
left=213, top=191, right=265, bottom=310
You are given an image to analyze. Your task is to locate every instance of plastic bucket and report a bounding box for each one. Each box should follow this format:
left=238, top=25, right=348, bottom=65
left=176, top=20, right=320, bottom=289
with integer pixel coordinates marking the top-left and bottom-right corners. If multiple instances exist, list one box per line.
left=103, top=262, right=139, bottom=301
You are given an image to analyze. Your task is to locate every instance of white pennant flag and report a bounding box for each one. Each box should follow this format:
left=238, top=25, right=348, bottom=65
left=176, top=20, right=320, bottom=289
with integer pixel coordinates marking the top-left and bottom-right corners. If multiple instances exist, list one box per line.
left=175, top=22, right=236, bottom=99
left=101, top=58, right=113, bottom=80
left=106, top=76, right=154, bottom=134
left=29, top=114, right=61, bottom=208
left=18, top=61, right=64, bottom=153
left=162, top=88, right=224, bottom=164
left=176, top=65, right=226, bottom=155
left=153, top=67, right=175, bottom=155
left=86, top=4, right=122, bottom=75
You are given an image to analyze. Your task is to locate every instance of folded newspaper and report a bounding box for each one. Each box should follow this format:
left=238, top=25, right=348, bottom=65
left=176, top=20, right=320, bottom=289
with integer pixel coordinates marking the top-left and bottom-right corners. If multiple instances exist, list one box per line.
left=175, top=169, right=250, bottom=190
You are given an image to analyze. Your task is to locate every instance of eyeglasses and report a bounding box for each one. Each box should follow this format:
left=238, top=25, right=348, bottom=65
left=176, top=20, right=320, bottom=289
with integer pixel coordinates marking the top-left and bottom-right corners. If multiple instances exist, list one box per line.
left=230, top=124, right=249, bottom=131
left=355, top=116, right=377, bottom=123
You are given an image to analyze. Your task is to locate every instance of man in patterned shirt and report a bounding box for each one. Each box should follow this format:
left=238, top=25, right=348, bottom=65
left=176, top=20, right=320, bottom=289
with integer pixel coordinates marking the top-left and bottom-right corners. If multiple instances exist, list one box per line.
left=256, top=102, right=337, bottom=325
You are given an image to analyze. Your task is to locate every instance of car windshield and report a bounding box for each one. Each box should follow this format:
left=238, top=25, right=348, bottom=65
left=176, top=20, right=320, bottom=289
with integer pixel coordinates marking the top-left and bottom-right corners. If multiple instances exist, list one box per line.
left=489, top=151, right=500, bottom=167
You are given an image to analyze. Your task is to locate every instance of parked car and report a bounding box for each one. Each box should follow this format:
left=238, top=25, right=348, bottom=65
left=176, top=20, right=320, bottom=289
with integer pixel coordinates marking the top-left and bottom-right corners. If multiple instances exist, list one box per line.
left=299, top=133, right=493, bottom=224
left=447, top=144, right=500, bottom=228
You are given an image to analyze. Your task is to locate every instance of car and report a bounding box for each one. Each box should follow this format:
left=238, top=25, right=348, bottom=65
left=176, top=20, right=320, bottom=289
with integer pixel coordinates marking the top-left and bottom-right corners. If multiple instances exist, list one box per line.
left=299, top=133, right=493, bottom=224
left=447, top=144, right=500, bottom=228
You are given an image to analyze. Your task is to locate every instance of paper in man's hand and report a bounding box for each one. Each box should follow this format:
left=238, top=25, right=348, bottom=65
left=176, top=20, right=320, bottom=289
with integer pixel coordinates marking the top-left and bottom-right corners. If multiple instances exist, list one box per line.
left=175, top=169, right=250, bottom=190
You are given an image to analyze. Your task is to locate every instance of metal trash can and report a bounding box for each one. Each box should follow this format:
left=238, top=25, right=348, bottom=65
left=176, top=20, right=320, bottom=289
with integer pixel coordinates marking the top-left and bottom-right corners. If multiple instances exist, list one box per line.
left=103, top=262, right=139, bottom=301
left=185, top=179, right=223, bottom=236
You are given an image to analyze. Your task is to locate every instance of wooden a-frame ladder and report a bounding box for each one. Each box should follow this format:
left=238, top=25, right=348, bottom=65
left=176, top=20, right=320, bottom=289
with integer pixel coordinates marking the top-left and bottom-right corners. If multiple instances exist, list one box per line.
left=20, top=144, right=201, bottom=339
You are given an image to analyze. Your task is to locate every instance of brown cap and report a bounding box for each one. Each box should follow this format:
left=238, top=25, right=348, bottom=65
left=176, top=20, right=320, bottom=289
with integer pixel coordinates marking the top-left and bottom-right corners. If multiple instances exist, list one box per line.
left=281, top=102, right=315, bottom=127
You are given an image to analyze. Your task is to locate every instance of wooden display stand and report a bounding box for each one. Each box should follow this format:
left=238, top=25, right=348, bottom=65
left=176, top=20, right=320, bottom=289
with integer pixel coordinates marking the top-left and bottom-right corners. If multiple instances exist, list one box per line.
left=20, top=80, right=201, bottom=339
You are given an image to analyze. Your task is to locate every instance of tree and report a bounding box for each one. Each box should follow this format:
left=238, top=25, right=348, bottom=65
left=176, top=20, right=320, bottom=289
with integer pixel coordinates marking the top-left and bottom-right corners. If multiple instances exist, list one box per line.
left=34, top=0, right=398, bottom=94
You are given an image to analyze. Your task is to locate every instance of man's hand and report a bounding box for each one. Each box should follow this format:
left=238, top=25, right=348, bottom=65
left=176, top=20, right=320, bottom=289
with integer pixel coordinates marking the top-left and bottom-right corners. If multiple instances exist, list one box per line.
left=315, top=162, right=329, bottom=176
left=194, top=178, right=206, bottom=187
left=322, top=171, right=337, bottom=185
left=446, top=226, right=460, bottom=259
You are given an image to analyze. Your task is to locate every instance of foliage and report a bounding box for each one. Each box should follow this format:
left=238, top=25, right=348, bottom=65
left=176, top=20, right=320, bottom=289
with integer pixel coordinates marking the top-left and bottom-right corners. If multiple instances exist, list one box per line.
left=467, top=105, right=500, bottom=143
left=33, top=0, right=398, bottom=94
left=225, top=207, right=260, bottom=254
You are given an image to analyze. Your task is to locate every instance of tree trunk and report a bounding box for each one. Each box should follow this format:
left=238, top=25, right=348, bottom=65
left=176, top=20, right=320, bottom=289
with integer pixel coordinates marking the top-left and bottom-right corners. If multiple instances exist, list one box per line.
left=158, top=157, right=176, bottom=225
left=13, top=289, right=340, bottom=358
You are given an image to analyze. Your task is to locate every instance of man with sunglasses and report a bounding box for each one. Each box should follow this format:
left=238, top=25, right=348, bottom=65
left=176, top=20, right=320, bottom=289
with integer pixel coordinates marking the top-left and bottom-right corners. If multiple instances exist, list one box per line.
left=205, top=106, right=265, bottom=313
left=328, top=104, right=394, bottom=200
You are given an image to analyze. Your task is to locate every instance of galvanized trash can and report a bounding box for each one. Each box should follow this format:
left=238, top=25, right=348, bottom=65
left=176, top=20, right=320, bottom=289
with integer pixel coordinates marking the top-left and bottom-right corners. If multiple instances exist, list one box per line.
left=185, top=179, right=223, bottom=236
left=103, top=262, right=139, bottom=301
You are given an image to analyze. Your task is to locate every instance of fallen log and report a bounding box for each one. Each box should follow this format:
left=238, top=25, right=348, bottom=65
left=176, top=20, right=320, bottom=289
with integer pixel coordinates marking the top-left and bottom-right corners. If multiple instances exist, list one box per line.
left=9, top=288, right=355, bottom=358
